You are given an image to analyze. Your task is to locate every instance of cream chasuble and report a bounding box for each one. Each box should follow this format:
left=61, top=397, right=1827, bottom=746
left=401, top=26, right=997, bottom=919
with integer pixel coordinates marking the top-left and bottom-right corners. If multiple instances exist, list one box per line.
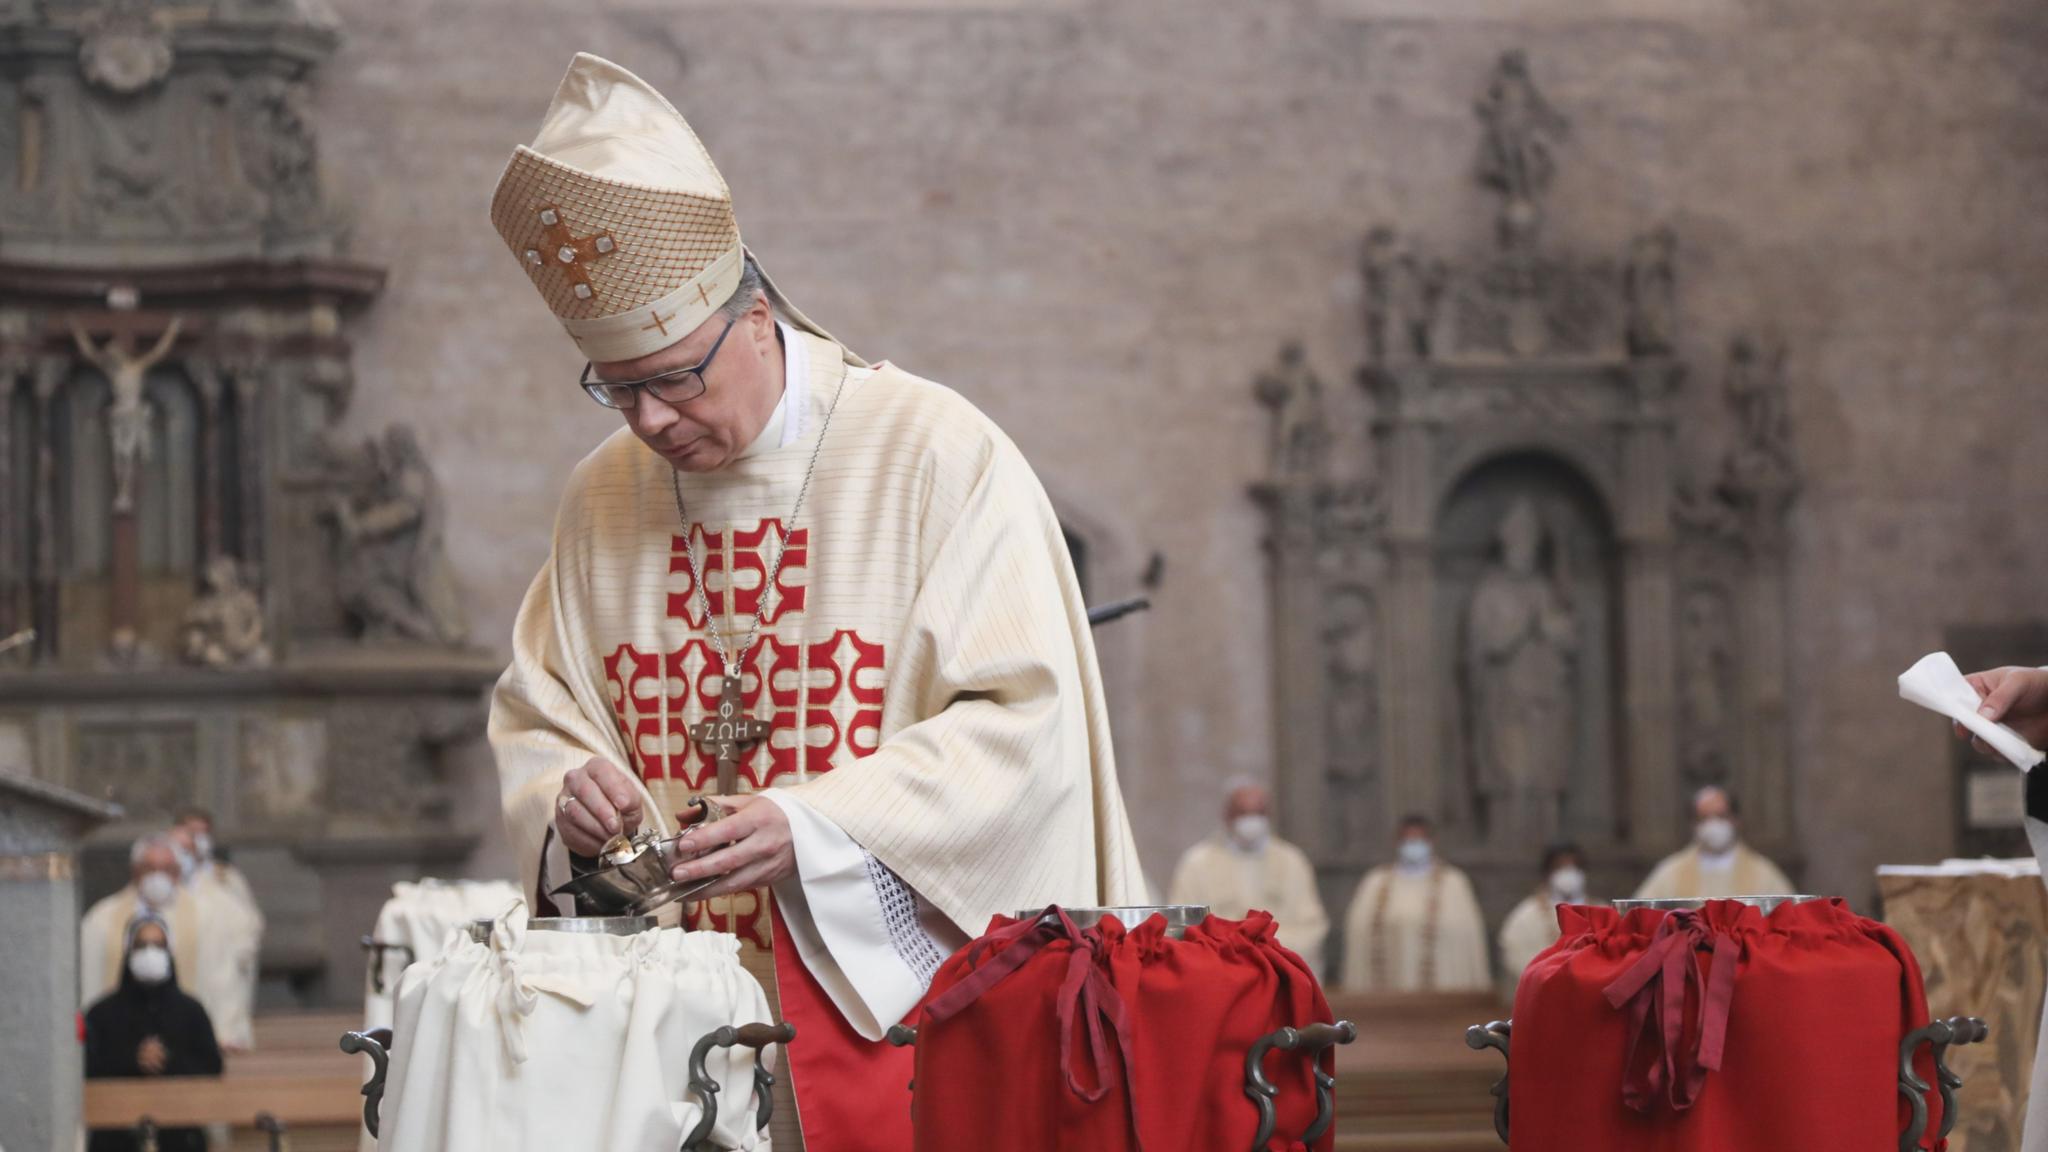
left=1498, top=890, right=1566, bottom=987
left=1339, top=864, right=1491, bottom=993
left=185, top=863, right=264, bottom=1049
left=80, top=885, right=200, bottom=1008
left=491, top=328, right=1147, bottom=1033
left=1167, top=836, right=1329, bottom=979
left=1631, top=843, right=1795, bottom=901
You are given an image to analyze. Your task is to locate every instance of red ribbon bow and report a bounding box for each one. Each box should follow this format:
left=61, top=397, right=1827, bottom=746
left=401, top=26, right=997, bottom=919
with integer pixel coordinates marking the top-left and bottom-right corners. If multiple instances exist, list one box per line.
left=1601, top=909, right=1740, bottom=1114
left=921, top=907, right=1145, bottom=1148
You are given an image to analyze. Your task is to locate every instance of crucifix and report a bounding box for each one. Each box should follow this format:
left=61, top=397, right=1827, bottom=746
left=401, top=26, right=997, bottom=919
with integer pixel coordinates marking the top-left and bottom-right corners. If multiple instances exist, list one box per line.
left=689, top=671, right=770, bottom=796
left=66, top=311, right=187, bottom=660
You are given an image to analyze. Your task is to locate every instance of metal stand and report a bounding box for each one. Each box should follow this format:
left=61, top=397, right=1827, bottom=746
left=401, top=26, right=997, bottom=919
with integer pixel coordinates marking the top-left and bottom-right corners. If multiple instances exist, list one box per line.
left=680, top=1021, right=797, bottom=1152
left=359, top=938, right=415, bottom=996
left=338, top=1028, right=394, bottom=1138
left=1898, top=1016, right=1990, bottom=1152
left=1464, top=1019, right=1512, bottom=1146
left=1244, top=1020, right=1359, bottom=1151
left=254, top=1111, right=291, bottom=1152
left=1463, top=1013, right=1989, bottom=1150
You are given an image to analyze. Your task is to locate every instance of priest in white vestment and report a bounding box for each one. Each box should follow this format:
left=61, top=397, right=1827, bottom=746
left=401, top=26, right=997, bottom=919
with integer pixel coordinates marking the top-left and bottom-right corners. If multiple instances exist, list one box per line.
left=1167, top=778, right=1330, bottom=979
left=80, top=836, right=200, bottom=1009
left=487, top=54, right=1145, bottom=1150
left=1497, top=841, right=1588, bottom=990
left=168, top=809, right=263, bottom=1050
left=1632, top=786, right=1794, bottom=900
left=1339, top=814, right=1490, bottom=992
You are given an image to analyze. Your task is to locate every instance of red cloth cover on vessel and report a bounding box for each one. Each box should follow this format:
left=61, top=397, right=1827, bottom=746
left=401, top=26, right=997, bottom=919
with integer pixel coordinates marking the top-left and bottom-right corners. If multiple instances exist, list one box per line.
left=1508, top=898, right=1944, bottom=1152
left=911, top=907, right=1335, bottom=1151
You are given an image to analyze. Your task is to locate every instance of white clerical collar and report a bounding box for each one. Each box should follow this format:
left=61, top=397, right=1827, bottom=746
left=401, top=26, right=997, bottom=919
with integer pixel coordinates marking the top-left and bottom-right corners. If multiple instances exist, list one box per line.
left=738, top=321, right=810, bottom=460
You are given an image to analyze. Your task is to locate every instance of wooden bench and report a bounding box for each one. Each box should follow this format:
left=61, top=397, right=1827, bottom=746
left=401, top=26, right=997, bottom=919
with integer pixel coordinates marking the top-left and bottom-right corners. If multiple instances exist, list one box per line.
left=85, top=1012, right=368, bottom=1151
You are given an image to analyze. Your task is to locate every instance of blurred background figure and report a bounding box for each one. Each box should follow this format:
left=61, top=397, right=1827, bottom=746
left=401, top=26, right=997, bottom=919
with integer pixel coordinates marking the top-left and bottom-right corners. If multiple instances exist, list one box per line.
left=1497, top=841, right=1589, bottom=989
left=1634, top=787, right=1793, bottom=900
left=1340, top=814, right=1489, bottom=992
left=168, top=808, right=264, bottom=1051
left=80, top=836, right=198, bottom=1009
left=83, top=913, right=223, bottom=1152
left=1168, top=777, right=1330, bottom=979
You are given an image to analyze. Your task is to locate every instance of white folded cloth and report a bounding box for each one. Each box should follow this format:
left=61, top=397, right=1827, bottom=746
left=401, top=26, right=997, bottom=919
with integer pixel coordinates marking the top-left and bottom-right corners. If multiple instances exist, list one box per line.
left=1898, top=651, right=2045, bottom=771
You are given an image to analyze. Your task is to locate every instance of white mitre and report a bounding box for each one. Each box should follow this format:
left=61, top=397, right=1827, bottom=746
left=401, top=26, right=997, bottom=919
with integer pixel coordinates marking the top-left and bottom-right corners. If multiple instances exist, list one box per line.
left=491, top=52, right=847, bottom=363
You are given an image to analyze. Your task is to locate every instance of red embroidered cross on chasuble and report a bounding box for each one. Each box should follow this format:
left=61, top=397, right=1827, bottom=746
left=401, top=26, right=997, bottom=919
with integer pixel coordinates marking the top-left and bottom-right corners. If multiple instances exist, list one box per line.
left=602, top=520, right=887, bottom=946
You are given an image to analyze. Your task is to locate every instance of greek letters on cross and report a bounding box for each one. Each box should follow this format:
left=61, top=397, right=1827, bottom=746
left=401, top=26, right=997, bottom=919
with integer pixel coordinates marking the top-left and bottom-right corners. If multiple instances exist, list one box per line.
left=690, top=673, right=771, bottom=795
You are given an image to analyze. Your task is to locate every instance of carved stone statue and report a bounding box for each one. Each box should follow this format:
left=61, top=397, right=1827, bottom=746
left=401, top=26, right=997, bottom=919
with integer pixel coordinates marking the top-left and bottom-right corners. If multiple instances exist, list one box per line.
left=1677, top=588, right=1731, bottom=787
left=1463, top=498, right=1579, bottom=840
left=1363, top=227, right=1446, bottom=362
left=71, top=317, right=182, bottom=514
left=1473, top=50, right=1568, bottom=256
left=181, top=555, right=270, bottom=668
left=1252, top=341, right=1329, bottom=480
left=1624, top=226, right=1677, bottom=358
left=324, top=424, right=466, bottom=645
left=1726, top=333, right=1792, bottom=464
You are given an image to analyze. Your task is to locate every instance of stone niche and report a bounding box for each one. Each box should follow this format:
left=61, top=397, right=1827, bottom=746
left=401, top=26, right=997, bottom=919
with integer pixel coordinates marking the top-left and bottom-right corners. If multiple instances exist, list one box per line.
left=0, top=0, right=495, bottom=1006
left=1252, top=51, right=1801, bottom=950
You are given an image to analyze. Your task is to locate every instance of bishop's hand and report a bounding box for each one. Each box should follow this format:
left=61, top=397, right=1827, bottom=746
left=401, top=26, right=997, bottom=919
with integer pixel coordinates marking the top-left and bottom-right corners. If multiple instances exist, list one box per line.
left=668, top=793, right=794, bottom=899
left=555, top=758, right=645, bottom=858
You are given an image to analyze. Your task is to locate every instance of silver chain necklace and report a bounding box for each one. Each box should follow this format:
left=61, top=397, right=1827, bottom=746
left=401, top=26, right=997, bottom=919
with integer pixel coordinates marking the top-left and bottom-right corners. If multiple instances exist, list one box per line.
left=670, top=365, right=848, bottom=676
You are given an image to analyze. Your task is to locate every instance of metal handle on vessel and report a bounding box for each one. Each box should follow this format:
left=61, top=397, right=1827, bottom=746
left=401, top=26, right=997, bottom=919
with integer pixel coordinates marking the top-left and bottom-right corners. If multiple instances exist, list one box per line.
left=681, top=1020, right=797, bottom=1151
left=1465, top=1018, right=1512, bottom=1146
left=1898, top=1015, right=1989, bottom=1152
left=359, top=937, right=415, bottom=995
left=1244, top=1019, right=1358, bottom=1150
left=339, top=1027, right=395, bottom=1138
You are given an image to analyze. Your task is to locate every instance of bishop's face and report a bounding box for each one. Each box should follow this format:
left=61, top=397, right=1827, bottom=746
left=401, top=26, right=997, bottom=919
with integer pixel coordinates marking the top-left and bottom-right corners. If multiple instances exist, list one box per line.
left=596, top=295, right=784, bottom=474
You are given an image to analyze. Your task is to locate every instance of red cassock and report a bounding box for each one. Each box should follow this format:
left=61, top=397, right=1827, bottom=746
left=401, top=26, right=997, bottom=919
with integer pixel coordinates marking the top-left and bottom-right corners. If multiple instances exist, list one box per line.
left=909, top=909, right=1336, bottom=1152
left=1509, top=898, right=1945, bottom=1152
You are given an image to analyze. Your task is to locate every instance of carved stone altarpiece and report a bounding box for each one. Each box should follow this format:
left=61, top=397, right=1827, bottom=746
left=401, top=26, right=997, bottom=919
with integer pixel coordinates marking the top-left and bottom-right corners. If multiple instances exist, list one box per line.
left=1254, top=51, right=1801, bottom=945
left=0, top=0, right=493, bottom=1006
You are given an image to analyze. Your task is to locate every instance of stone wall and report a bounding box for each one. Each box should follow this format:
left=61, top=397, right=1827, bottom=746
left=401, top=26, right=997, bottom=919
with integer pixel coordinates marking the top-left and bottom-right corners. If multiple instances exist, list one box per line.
left=315, top=0, right=2048, bottom=906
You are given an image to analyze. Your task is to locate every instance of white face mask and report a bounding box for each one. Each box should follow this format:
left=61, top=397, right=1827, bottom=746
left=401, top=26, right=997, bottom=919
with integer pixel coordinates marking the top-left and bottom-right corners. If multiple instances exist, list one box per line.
left=129, top=945, right=172, bottom=985
left=1398, top=839, right=1433, bottom=869
left=137, top=871, right=178, bottom=909
left=1696, top=817, right=1737, bottom=854
left=1549, top=867, right=1587, bottom=901
left=1229, top=814, right=1271, bottom=851
left=193, top=833, right=214, bottom=862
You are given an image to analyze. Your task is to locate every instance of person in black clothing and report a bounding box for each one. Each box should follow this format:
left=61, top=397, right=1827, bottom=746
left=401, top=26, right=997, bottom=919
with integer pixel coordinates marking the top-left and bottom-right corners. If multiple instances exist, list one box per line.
left=82, top=912, right=224, bottom=1152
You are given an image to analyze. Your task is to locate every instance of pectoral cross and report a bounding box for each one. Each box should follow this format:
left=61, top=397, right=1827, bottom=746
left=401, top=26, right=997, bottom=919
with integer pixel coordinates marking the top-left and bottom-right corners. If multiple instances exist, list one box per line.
left=690, top=671, right=771, bottom=795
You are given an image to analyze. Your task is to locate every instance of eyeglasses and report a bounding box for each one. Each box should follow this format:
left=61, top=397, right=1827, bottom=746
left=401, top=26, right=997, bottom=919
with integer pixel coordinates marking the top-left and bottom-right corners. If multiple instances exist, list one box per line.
left=579, top=317, right=737, bottom=410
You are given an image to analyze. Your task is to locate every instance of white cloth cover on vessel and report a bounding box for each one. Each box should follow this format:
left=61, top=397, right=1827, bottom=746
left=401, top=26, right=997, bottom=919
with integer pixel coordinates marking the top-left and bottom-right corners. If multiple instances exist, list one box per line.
left=377, top=905, right=777, bottom=1152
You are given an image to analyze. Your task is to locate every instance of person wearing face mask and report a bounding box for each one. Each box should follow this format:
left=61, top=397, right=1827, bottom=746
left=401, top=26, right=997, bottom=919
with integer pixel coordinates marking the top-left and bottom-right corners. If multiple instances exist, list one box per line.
left=1497, top=842, right=1590, bottom=990
left=168, top=808, right=264, bottom=1052
left=83, top=914, right=224, bottom=1152
left=1339, top=814, right=1491, bottom=992
left=79, top=836, right=200, bottom=1010
left=1166, top=778, right=1331, bottom=979
left=1632, top=785, right=1794, bottom=900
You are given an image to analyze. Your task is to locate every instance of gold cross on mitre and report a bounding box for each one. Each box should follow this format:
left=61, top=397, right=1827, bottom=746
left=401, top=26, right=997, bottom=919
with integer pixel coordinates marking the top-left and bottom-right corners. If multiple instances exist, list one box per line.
left=522, top=204, right=617, bottom=302
left=690, top=673, right=771, bottom=796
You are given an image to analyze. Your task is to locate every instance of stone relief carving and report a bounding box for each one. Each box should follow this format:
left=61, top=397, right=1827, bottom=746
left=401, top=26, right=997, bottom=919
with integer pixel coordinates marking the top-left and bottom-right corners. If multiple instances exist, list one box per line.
left=238, top=716, right=326, bottom=822
left=73, top=721, right=198, bottom=815
left=1463, top=498, right=1580, bottom=841
left=237, top=75, right=321, bottom=230
left=1473, top=49, right=1569, bottom=259
left=77, top=1, right=175, bottom=95
left=322, top=425, right=467, bottom=646
left=1252, top=341, right=1330, bottom=481
left=1625, top=227, right=1678, bottom=358
left=1363, top=227, right=1447, bottom=362
left=180, top=555, right=269, bottom=668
